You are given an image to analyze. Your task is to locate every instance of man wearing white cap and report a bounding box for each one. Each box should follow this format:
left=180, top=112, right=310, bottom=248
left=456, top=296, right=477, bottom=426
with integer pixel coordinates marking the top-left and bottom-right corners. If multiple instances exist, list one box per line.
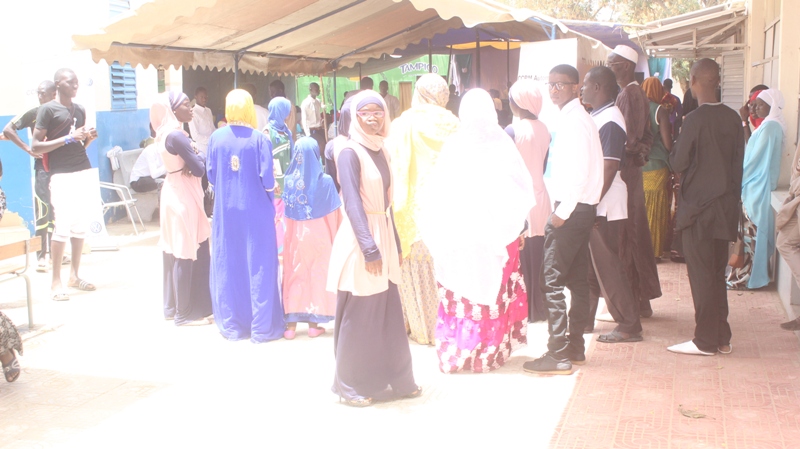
left=606, top=45, right=662, bottom=318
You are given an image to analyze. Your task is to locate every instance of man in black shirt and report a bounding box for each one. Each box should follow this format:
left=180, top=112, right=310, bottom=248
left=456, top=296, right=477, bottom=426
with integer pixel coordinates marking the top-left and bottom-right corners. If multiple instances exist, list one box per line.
left=31, top=68, right=98, bottom=301
left=3, top=80, right=57, bottom=268
left=668, top=59, right=744, bottom=356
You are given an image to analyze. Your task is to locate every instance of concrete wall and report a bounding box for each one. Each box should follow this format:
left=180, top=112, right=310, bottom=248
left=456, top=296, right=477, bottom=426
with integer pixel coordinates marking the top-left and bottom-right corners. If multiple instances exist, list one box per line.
left=746, top=0, right=800, bottom=187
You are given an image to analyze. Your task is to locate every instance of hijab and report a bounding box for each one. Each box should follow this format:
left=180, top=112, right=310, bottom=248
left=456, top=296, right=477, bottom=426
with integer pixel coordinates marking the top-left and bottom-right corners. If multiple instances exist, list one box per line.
left=749, top=89, right=766, bottom=129
left=348, top=90, right=390, bottom=152
left=642, top=77, right=671, bottom=110
left=411, top=74, right=449, bottom=107
left=283, top=137, right=342, bottom=221
left=756, top=89, right=786, bottom=134
left=268, top=96, right=294, bottom=155
left=337, top=95, right=354, bottom=138
left=509, top=80, right=543, bottom=118
left=268, top=96, right=293, bottom=136
left=418, top=89, right=535, bottom=305
left=150, top=91, right=186, bottom=143
left=224, top=89, right=257, bottom=129
left=386, top=74, right=460, bottom=256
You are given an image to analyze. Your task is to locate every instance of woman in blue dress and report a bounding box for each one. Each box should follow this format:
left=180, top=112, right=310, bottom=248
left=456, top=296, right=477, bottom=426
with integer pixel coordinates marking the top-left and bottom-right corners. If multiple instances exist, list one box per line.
left=208, top=89, right=284, bottom=342
left=727, top=88, right=786, bottom=289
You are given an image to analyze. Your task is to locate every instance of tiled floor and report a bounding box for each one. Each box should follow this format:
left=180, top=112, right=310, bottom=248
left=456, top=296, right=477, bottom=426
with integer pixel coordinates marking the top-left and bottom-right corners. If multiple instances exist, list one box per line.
left=552, top=261, right=800, bottom=449
left=1, top=225, right=799, bottom=448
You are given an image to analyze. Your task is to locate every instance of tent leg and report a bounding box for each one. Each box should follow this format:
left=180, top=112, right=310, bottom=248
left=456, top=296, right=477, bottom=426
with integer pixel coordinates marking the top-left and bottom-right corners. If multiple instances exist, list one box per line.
left=428, top=39, right=433, bottom=73
left=506, top=39, right=511, bottom=88
left=332, top=69, right=338, bottom=137
left=234, top=53, right=240, bottom=88
left=475, top=29, right=481, bottom=88
left=447, top=45, right=453, bottom=84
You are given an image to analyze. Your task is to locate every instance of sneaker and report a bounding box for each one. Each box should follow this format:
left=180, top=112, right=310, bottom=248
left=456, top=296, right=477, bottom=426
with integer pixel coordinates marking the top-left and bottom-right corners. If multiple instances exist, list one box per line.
left=563, top=346, right=586, bottom=365
left=523, top=353, right=573, bottom=375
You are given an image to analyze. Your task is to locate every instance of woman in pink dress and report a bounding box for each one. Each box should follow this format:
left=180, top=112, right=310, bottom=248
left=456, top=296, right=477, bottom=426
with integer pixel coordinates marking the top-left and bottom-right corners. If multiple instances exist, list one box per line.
left=506, top=80, right=551, bottom=322
left=153, top=91, right=213, bottom=326
left=281, top=137, right=341, bottom=339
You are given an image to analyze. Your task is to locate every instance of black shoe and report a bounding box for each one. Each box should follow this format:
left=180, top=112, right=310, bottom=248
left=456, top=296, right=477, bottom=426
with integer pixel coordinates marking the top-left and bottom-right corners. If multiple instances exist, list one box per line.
left=563, top=346, right=586, bottom=365
left=780, top=318, right=800, bottom=331
left=523, top=353, right=573, bottom=375
left=640, top=300, right=653, bottom=318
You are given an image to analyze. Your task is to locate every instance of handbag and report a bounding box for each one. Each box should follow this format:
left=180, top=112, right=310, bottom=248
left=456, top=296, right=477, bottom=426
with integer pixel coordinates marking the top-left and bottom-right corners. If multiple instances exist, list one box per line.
left=728, top=204, right=746, bottom=269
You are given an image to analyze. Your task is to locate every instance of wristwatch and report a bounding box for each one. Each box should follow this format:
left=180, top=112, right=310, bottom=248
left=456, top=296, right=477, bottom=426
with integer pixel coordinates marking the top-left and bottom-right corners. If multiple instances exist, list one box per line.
left=742, top=120, right=749, bottom=127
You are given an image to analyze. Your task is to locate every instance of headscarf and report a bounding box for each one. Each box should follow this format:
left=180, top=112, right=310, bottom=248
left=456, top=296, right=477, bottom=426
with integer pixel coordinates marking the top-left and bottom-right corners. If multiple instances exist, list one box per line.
left=757, top=89, right=786, bottom=134
left=225, top=89, right=257, bottom=129
left=283, top=137, right=342, bottom=221
left=411, top=73, right=449, bottom=107
left=749, top=89, right=766, bottom=129
left=642, top=77, right=672, bottom=111
left=348, top=90, right=390, bottom=152
left=418, top=89, right=535, bottom=305
left=386, top=74, right=460, bottom=256
left=150, top=91, right=186, bottom=143
left=337, top=95, right=354, bottom=138
left=509, top=80, right=543, bottom=117
left=268, top=96, right=294, bottom=152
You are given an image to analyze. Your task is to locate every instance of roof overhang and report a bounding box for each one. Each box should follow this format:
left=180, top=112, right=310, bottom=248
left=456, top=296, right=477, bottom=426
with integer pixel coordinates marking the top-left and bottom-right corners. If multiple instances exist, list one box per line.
left=629, top=2, right=747, bottom=59
left=72, top=0, right=564, bottom=76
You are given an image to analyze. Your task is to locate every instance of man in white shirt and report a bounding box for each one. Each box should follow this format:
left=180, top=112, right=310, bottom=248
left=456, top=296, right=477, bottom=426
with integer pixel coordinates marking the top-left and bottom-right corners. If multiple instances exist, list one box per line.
left=523, top=64, right=603, bottom=376
left=243, top=83, right=269, bottom=131
left=129, top=142, right=166, bottom=193
left=581, top=66, right=643, bottom=343
left=379, top=80, right=401, bottom=120
left=301, top=82, right=326, bottom=152
left=188, top=87, right=215, bottom=155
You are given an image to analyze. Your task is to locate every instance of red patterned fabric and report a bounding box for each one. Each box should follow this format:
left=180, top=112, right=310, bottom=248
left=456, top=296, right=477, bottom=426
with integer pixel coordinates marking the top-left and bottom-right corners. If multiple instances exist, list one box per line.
left=435, top=242, right=528, bottom=373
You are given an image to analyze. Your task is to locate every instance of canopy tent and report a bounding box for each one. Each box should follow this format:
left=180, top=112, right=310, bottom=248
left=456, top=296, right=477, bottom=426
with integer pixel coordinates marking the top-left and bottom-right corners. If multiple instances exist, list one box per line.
left=628, top=2, right=746, bottom=59
left=72, top=0, right=565, bottom=78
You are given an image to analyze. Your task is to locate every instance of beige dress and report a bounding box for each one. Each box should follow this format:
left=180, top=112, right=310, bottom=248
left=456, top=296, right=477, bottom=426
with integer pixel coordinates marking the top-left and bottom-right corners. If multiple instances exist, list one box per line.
left=159, top=139, right=211, bottom=260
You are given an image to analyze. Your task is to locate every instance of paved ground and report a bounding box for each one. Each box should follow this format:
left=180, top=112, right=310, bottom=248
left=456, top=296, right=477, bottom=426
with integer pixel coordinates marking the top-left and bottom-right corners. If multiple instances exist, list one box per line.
left=1, top=222, right=800, bottom=449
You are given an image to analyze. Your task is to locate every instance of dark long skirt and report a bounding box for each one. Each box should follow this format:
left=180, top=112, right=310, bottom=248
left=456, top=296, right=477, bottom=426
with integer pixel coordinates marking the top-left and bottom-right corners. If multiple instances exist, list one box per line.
left=163, top=239, right=213, bottom=325
left=620, top=165, right=662, bottom=301
left=520, top=236, right=547, bottom=322
left=332, top=282, right=417, bottom=401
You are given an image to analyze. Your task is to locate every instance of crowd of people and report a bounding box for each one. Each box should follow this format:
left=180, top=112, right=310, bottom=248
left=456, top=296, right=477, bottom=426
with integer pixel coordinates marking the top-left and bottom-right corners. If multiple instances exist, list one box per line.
left=1, top=45, right=798, bottom=403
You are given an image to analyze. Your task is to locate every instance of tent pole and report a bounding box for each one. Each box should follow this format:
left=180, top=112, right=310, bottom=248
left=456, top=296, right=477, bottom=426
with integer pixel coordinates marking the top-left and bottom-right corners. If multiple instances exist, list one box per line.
left=447, top=45, right=453, bottom=84
left=319, top=74, right=329, bottom=146
left=428, top=39, right=432, bottom=73
left=359, top=63, right=362, bottom=82
left=234, top=53, right=240, bottom=88
left=332, top=68, right=338, bottom=137
left=475, top=29, right=481, bottom=88
left=506, top=39, right=510, bottom=87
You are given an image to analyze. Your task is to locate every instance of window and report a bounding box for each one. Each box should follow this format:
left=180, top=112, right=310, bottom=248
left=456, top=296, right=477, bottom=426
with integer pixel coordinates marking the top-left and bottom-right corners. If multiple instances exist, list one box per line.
left=109, top=0, right=131, bottom=18
left=763, top=19, right=780, bottom=89
left=110, top=62, right=137, bottom=110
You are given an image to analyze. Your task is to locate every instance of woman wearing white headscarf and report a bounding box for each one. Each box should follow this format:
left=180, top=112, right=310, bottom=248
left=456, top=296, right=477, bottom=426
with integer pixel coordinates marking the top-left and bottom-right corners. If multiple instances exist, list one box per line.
left=419, top=88, right=535, bottom=373
left=327, top=90, right=420, bottom=406
left=153, top=91, right=213, bottom=326
left=727, top=88, right=785, bottom=289
left=506, top=80, right=551, bottom=323
left=386, top=74, right=459, bottom=346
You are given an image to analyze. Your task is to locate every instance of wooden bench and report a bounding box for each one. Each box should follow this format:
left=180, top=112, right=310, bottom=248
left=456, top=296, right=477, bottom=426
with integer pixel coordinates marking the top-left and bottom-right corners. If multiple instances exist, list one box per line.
left=0, top=237, right=42, bottom=328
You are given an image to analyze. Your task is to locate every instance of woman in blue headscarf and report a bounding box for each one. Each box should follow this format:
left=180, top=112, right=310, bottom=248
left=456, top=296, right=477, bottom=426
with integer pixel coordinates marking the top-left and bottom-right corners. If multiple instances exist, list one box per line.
left=727, top=88, right=785, bottom=289
left=281, top=137, right=342, bottom=339
left=266, top=96, right=294, bottom=256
